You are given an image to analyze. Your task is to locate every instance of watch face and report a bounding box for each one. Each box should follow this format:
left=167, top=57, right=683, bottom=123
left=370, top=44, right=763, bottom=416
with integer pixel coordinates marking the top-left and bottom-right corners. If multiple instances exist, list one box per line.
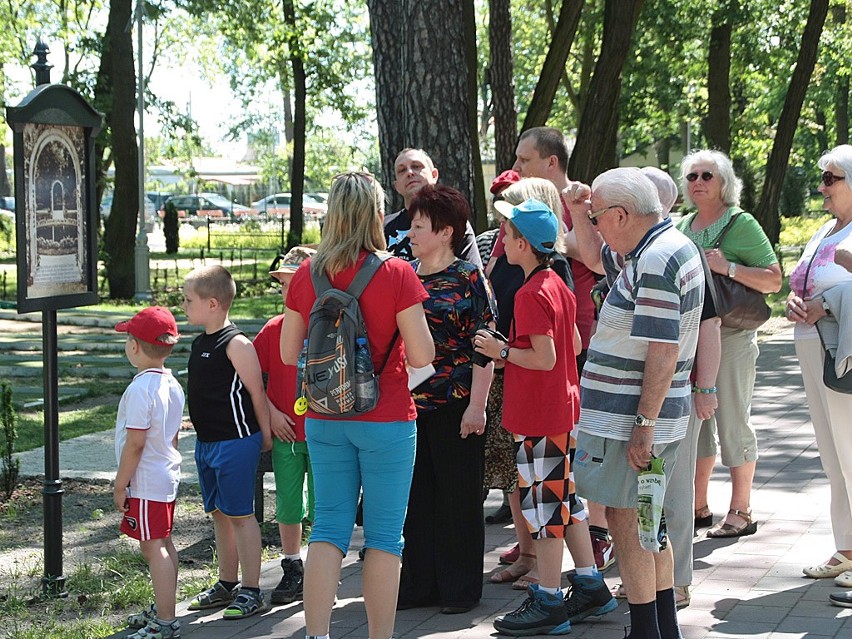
left=500, top=347, right=510, bottom=359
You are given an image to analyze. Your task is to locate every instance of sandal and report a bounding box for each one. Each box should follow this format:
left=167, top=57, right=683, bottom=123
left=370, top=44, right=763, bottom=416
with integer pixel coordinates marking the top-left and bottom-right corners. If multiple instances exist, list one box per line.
left=188, top=581, right=239, bottom=610
left=128, top=603, right=156, bottom=629
left=611, top=583, right=627, bottom=599
left=694, top=505, right=713, bottom=529
left=490, top=552, right=535, bottom=583
left=126, top=618, right=181, bottom=639
left=675, top=585, right=690, bottom=609
left=499, top=544, right=520, bottom=565
left=223, top=588, right=267, bottom=620
left=707, top=508, right=757, bottom=538
left=803, top=552, right=852, bottom=579
left=512, top=574, right=539, bottom=590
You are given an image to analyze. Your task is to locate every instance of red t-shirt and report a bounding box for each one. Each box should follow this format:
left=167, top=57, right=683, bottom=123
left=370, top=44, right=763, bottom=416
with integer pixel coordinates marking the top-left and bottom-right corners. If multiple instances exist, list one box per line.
left=254, top=314, right=306, bottom=441
left=502, top=269, right=580, bottom=437
left=286, top=251, right=429, bottom=423
left=490, top=197, right=596, bottom=349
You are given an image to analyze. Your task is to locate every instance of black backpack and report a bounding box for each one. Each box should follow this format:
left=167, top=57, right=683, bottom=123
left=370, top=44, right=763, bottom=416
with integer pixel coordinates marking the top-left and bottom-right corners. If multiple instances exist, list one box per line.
left=302, top=253, right=392, bottom=416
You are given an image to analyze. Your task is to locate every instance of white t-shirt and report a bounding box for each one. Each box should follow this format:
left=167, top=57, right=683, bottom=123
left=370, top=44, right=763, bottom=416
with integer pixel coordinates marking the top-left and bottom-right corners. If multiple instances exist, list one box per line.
left=789, top=220, right=852, bottom=340
left=114, top=368, right=185, bottom=502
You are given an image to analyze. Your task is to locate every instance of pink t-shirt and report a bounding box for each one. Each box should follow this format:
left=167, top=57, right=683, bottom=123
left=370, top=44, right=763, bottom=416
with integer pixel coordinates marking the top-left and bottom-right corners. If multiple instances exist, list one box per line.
left=286, top=251, right=429, bottom=422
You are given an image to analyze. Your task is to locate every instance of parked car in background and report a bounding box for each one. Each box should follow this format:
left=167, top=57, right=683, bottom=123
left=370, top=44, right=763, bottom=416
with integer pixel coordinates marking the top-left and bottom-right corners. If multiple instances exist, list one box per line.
left=164, top=193, right=251, bottom=220
left=251, top=192, right=327, bottom=217
left=146, top=192, right=171, bottom=213
left=0, top=196, right=14, bottom=211
left=306, top=192, right=328, bottom=205
left=100, top=192, right=157, bottom=231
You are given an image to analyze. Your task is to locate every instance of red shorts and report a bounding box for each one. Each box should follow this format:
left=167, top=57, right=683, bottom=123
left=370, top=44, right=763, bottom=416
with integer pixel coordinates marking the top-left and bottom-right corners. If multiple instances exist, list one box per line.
left=120, top=498, right=175, bottom=541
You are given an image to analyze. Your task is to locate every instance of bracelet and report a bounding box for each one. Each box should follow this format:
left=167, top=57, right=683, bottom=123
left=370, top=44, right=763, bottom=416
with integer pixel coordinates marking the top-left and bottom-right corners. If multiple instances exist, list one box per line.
left=692, top=386, right=717, bottom=394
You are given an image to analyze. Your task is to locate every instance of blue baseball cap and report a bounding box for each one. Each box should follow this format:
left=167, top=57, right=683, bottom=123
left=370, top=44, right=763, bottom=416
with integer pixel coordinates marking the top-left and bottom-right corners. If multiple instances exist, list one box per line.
left=493, top=198, right=558, bottom=253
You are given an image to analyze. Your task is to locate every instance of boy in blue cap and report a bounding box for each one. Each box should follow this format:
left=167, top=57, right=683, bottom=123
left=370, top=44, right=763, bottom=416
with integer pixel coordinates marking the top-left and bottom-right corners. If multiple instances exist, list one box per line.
left=476, top=199, right=614, bottom=635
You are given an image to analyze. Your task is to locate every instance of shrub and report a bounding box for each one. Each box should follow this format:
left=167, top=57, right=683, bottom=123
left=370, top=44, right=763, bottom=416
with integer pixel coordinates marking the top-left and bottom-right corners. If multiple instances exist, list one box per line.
left=1, top=384, right=20, bottom=500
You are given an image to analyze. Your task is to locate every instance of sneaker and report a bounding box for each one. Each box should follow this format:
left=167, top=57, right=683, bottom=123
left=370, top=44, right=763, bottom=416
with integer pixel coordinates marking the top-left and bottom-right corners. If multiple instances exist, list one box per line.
left=591, top=535, right=616, bottom=571
left=271, top=558, right=304, bottom=604
left=493, top=584, right=571, bottom=636
left=188, top=581, right=240, bottom=610
left=126, top=618, right=181, bottom=639
left=127, top=603, right=156, bottom=629
left=499, top=544, right=521, bottom=565
left=830, top=590, right=852, bottom=608
left=563, top=574, right=618, bottom=623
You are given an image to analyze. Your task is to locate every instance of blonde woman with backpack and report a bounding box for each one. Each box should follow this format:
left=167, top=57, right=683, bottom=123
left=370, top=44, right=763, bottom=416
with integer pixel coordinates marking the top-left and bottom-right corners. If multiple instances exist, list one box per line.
left=280, top=172, right=434, bottom=639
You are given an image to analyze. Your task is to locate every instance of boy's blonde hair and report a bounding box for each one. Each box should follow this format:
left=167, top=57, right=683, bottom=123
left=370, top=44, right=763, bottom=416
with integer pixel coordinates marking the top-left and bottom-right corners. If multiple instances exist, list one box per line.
left=312, top=172, right=387, bottom=278
left=501, top=178, right=567, bottom=254
left=130, top=334, right=176, bottom=359
left=185, top=265, right=236, bottom=309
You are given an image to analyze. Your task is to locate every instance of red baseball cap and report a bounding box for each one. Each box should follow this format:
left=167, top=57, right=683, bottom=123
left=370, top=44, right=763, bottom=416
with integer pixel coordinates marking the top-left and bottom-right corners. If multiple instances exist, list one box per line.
left=115, top=306, right=180, bottom=345
left=490, top=169, right=521, bottom=195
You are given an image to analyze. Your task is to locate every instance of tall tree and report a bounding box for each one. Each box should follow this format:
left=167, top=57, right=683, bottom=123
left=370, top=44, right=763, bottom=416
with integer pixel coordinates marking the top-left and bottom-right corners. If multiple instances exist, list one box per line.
left=705, top=0, right=738, bottom=153
left=832, top=3, right=849, bottom=145
left=754, top=0, right=829, bottom=244
left=95, top=0, right=138, bottom=298
left=568, top=0, right=644, bottom=182
left=281, top=0, right=307, bottom=246
left=488, top=0, right=516, bottom=173
left=368, top=0, right=481, bottom=223
left=520, top=0, right=584, bottom=132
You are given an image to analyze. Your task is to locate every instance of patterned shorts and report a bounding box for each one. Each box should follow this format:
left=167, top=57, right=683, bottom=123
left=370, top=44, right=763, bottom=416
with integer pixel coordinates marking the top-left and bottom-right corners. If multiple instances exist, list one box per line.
left=513, top=431, right=586, bottom=540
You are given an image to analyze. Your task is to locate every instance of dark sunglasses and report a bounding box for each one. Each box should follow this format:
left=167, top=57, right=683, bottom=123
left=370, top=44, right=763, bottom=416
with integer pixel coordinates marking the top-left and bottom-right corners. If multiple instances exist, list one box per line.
left=686, top=171, right=714, bottom=182
left=822, top=171, right=845, bottom=187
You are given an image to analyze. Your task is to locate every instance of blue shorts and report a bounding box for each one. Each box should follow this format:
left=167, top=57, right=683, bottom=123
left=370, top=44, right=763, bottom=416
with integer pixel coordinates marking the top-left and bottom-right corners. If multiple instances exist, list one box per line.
left=195, top=432, right=262, bottom=517
left=306, top=418, right=416, bottom=557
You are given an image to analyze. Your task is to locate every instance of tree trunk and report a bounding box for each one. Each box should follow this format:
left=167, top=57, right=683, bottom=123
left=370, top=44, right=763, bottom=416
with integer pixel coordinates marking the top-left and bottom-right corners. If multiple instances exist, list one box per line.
left=521, top=0, right=584, bottom=132
left=368, top=0, right=479, bottom=216
left=832, top=3, right=849, bottom=146
left=366, top=0, right=406, bottom=210
left=282, top=0, right=305, bottom=246
left=489, top=0, right=517, bottom=174
left=464, top=0, right=487, bottom=231
left=567, top=0, right=644, bottom=183
left=0, top=145, right=10, bottom=197
left=706, top=2, right=737, bottom=154
left=96, top=0, right=139, bottom=299
left=754, top=0, right=829, bottom=245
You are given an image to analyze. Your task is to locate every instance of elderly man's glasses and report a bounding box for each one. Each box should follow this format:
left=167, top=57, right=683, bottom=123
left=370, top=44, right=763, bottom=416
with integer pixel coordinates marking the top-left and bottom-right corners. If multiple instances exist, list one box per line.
left=822, top=171, right=845, bottom=187
left=686, top=171, right=714, bottom=182
left=588, top=205, right=620, bottom=226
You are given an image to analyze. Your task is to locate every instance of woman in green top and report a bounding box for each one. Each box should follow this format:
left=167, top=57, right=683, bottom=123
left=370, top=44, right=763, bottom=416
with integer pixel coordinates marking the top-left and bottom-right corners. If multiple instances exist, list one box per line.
left=677, top=150, right=782, bottom=538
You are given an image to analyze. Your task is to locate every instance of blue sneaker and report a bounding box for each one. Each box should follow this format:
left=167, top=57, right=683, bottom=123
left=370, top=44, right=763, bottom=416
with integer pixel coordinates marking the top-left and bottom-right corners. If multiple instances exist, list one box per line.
left=563, top=574, right=618, bottom=623
left=493, top=584, right=571, bottom=636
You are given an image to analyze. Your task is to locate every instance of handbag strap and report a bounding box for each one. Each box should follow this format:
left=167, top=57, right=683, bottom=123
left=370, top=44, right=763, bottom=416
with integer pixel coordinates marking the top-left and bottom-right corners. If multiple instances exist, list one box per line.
left=712, top=210, right=742, bottom=249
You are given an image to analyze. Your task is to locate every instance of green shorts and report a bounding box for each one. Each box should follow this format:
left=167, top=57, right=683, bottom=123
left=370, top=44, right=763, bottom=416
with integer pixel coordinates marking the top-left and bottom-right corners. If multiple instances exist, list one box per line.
left=271, top=439, right=314, bottom=525
left=573, top=431, right=680, bottom=510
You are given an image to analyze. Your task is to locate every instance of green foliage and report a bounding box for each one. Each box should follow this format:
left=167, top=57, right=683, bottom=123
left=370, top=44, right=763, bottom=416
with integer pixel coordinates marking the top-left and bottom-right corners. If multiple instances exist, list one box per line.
left=780, top=167, right=810, bottom=218
left=163, top=202, right=180, bottom=254
left=1, top=384, right=20, bottom=500
left=779, top=212, right=832, bottom=246
left=0, top=213, right=13, bottom=253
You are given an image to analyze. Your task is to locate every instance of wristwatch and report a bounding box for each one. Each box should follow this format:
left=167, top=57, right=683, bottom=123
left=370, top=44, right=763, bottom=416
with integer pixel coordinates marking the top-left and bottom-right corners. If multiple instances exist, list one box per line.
left=822, top=299, right=832, bottom=316
left=727, top=261, right=737, bottom=279
left=634, top=413, right=656, bottom=428
left=500, top=345, right=510, bottom=360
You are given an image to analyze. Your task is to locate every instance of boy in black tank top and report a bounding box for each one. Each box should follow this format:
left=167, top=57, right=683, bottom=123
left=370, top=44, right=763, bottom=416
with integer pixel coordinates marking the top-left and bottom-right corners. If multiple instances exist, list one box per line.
left=182, top=265, right=272, bottom=620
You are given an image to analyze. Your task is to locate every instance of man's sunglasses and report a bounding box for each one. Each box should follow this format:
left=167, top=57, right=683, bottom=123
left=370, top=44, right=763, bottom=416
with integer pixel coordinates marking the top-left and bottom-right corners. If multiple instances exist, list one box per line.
left=686, top=171, right=714, bottom=182
left=588, top=205, right=621, bottom=226
left=822, top=171, right=845, bottom=187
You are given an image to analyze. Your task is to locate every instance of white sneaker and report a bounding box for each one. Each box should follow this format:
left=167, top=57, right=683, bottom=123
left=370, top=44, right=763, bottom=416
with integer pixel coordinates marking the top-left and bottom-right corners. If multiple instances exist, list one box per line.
left=835, top=570, right=852, bottom=588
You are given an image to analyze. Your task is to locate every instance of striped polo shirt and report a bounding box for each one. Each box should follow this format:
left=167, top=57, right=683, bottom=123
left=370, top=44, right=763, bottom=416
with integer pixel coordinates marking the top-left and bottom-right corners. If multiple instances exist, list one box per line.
left=578, top=218, right=704, bottom=443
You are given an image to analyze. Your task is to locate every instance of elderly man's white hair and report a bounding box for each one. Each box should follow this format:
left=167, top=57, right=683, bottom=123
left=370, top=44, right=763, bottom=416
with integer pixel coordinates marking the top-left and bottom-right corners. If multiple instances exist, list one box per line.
left=640, top=166, right=678, bottom=215
left=591, top=167, right=663, bottom=217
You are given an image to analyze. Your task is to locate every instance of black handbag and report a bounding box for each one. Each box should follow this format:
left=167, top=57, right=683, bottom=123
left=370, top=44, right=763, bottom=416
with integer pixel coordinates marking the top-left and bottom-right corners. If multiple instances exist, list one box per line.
left=708, top=212, right=771, bottom=330
left=803, top=251, right=852, bottom=394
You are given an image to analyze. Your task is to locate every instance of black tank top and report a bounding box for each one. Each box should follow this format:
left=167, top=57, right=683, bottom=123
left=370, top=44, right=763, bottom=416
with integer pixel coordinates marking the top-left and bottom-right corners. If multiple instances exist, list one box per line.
left=188, top=324, right=260, bottom=442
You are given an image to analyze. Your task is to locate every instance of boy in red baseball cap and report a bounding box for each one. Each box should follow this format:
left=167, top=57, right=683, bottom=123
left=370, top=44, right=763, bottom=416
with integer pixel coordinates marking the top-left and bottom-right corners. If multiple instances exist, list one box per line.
left=114, top=306, right=185, bottom=639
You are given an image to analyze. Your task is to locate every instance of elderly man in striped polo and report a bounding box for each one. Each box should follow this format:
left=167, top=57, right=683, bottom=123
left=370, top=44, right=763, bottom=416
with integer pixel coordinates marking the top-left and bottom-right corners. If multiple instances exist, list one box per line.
left=566, top=168, right=705, bottom=639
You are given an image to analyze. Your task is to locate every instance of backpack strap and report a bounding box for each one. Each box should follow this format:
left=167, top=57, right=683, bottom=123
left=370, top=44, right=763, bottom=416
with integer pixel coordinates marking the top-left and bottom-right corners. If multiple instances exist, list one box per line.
left=311, top=252, right=391, bottom=298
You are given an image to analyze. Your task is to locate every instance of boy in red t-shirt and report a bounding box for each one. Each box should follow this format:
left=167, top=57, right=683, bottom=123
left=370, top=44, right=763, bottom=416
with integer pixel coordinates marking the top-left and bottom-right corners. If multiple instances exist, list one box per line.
left=255, top=246, right=316, bottom=605
left=476, top=199, right=614, bottom=636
